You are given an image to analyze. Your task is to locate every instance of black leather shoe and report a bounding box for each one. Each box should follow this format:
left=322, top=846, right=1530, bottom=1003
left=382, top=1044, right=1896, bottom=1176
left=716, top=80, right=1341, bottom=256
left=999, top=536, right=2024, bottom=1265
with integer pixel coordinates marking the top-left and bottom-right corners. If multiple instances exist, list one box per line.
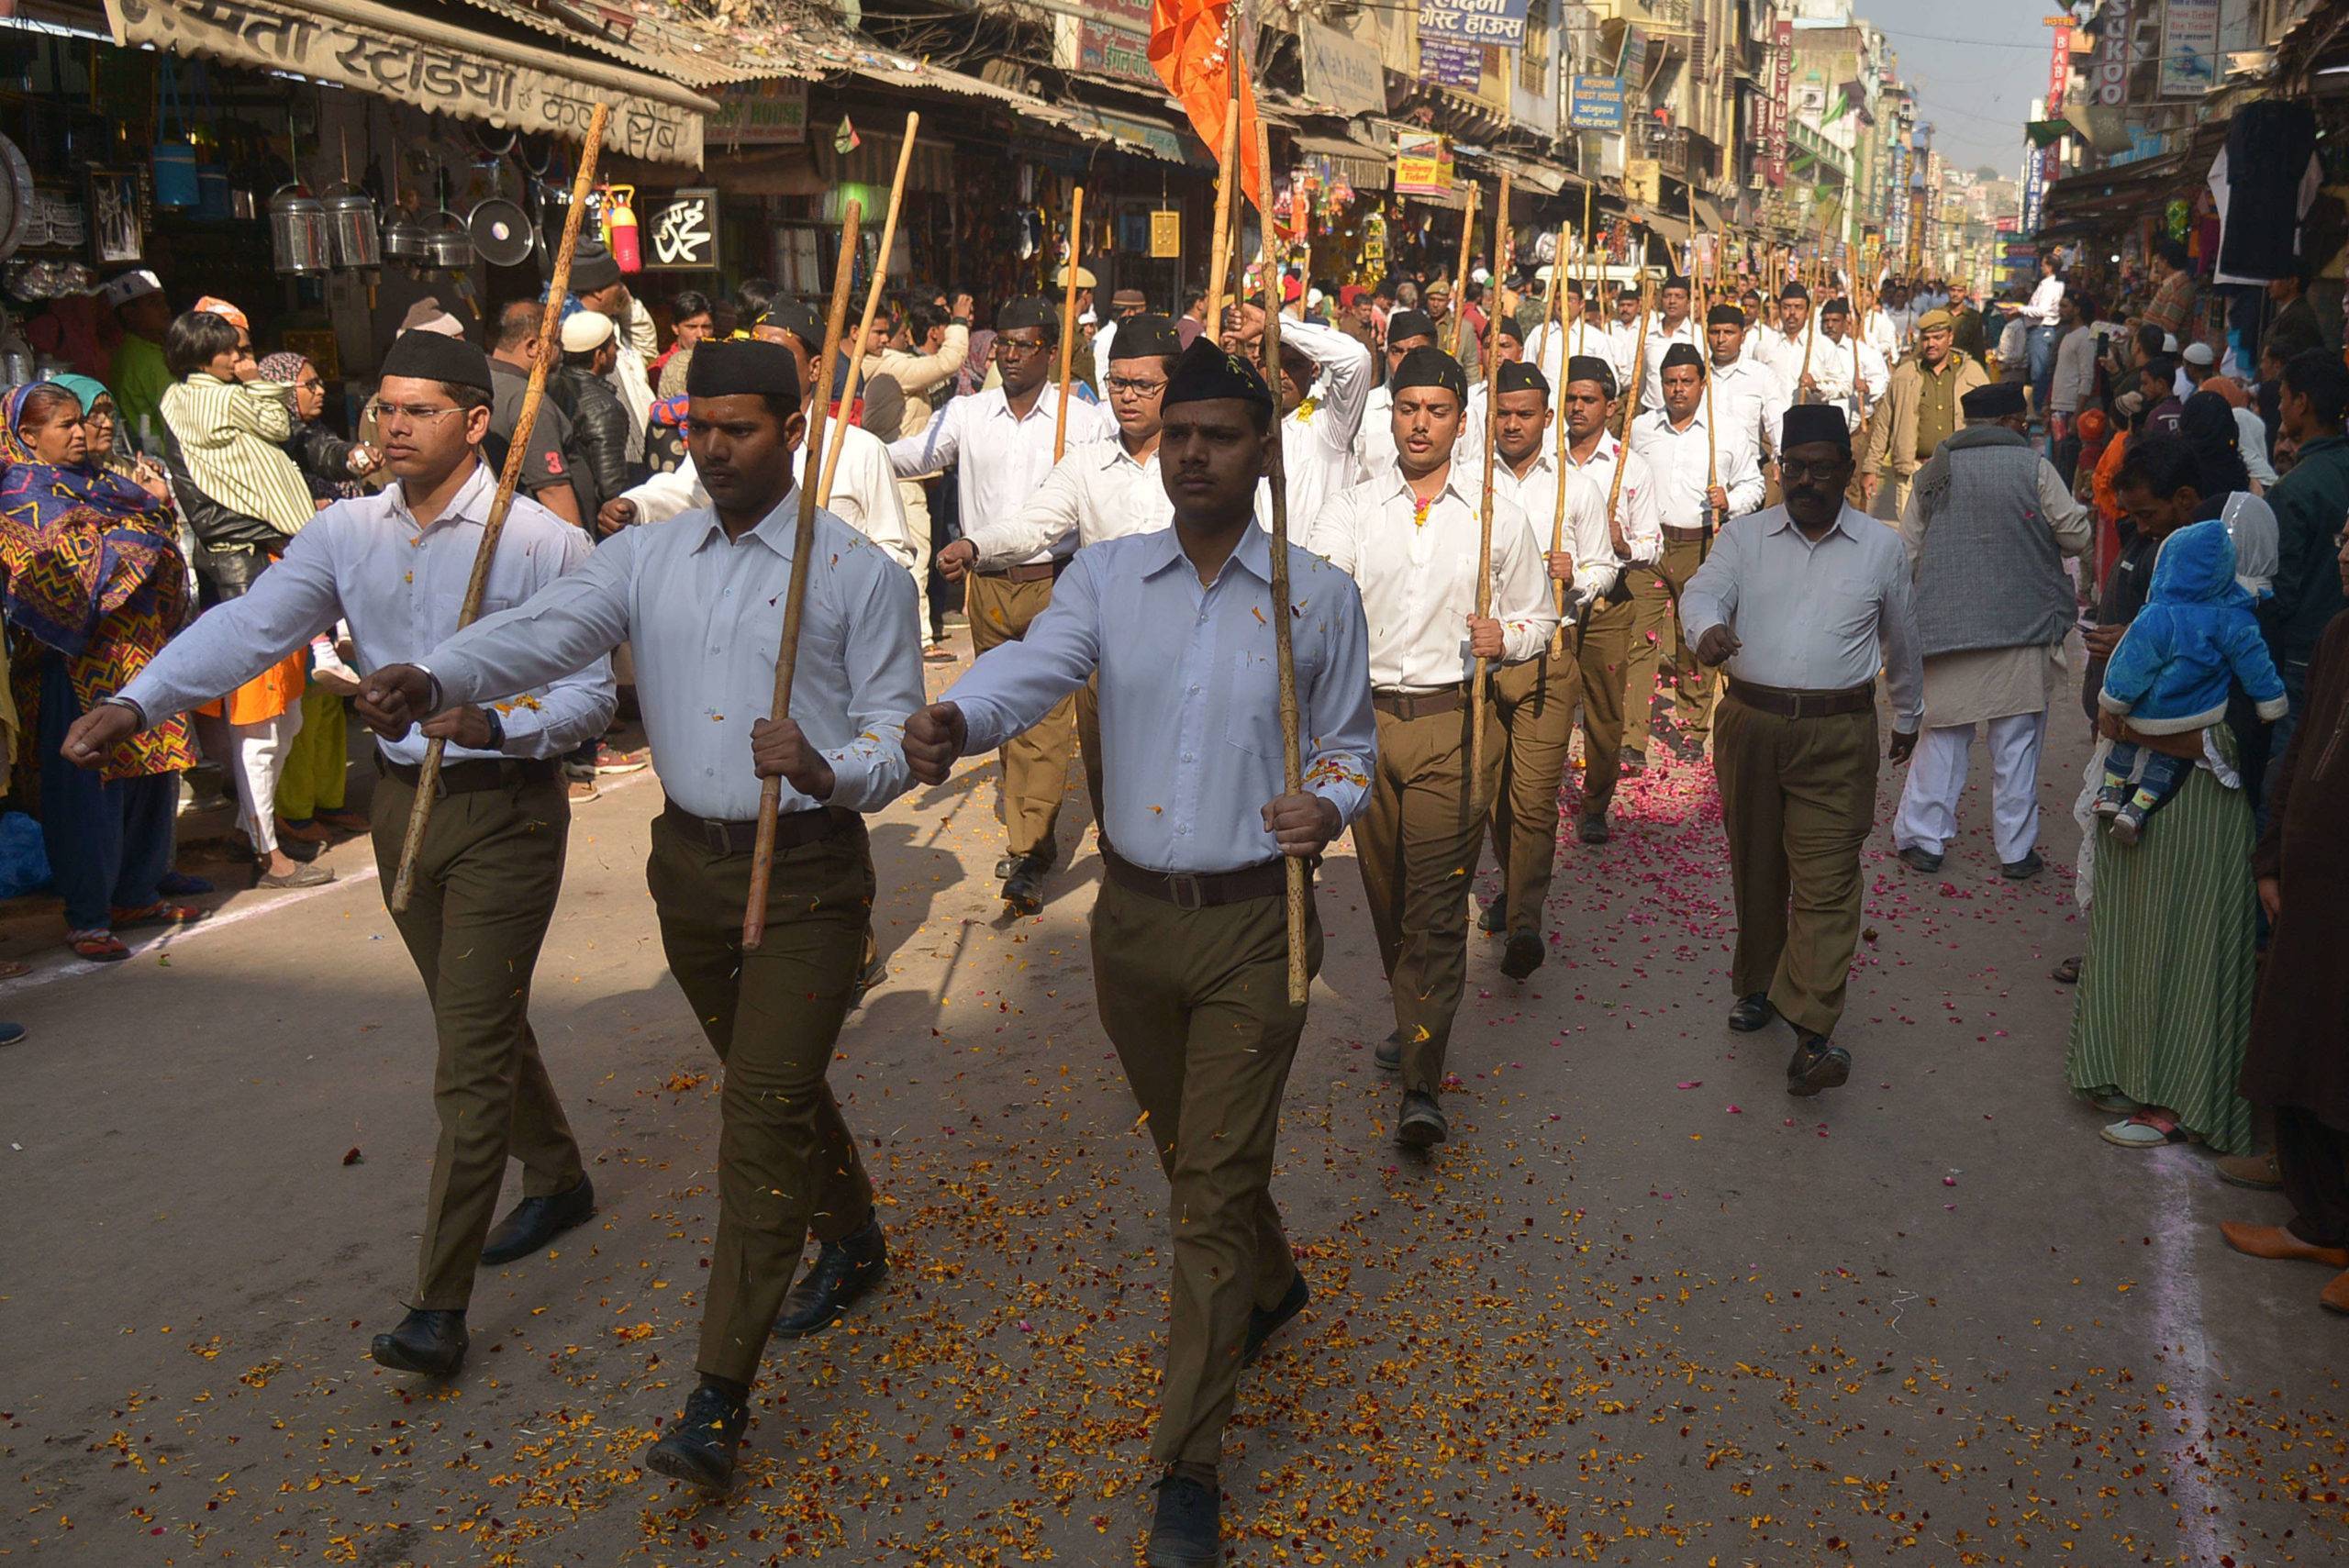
left=2001, top=850, right=2044, bottom=880
left=1620, top=747, right=1648, bottom=776
left=369, top=1308, right=466, bottom=1376
left=1374, top=1029, right=1403, bottom=1073
left=1786, top=1032, right=1851, bottom=1097
left=1897, top=845, right=1943, bottom=873
left=1727, top=994, right=1776, bottom=1033
left=1578, top=814, right=1610, bottom=845
left=774, top=1215, right=888, bottom=1338
left=1146, top=1473, right=1222, bottom=1568
left=1001, top=852, right=1051, bottom=916
left=1476, top=896, right=1507, bottom=934
left=479, top=1176, right=596, bottom=1266
left=1243, top=1271, right=1309, bottom=1366
left=1397, top=1090, right=1448, bottom=1150
left=1499, top=930, right=1544, bottom=980
left=645, top=1380, right=749, bottom=1492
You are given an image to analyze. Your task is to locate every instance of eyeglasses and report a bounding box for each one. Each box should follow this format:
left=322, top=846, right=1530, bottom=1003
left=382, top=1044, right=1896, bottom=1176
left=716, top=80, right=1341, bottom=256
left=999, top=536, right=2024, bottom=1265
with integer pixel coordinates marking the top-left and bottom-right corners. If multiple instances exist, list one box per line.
left=1778, top=457, right=1848, bottom=482
left=995, top=337, right=1051, bottom=357
left=372, top=401, right=467, bottom=426
left=1104, top=375, right=1166, bottom=396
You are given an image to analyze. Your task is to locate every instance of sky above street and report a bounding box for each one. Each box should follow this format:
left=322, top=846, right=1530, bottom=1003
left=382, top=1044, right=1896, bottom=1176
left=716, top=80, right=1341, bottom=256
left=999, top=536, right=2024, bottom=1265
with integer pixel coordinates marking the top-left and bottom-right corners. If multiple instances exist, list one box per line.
left=1864, top=0, right=2065, bottom=179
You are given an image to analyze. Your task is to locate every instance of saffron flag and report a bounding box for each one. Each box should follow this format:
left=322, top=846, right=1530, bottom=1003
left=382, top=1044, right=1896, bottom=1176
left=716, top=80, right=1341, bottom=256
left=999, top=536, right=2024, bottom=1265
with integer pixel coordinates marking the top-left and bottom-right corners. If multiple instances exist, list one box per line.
left=1150, top=0, right=1264, bottom=211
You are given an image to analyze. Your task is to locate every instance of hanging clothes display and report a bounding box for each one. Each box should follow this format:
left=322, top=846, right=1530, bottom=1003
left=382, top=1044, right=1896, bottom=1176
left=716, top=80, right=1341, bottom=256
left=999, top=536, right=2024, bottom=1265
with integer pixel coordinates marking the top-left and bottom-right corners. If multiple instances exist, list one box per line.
left=2208, top=99, right=2321, bottom=285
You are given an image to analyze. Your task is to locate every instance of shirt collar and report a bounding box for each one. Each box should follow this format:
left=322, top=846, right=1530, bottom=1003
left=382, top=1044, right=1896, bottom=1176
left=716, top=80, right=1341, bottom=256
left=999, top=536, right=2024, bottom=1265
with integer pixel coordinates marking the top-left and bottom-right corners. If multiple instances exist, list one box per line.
left=689, top=486, right=804, bottom=559
left=989, top=386, right=1063, bottom=425
left=1138, top=518, right=1272, bottom=585
left=1764, top=502, right=1866, bottom=544
left=1103, top=437, right=1156, bottom=473
left=1385, top=462, right=1473, bottom=509
left=386, top=460, right=496, bottom=535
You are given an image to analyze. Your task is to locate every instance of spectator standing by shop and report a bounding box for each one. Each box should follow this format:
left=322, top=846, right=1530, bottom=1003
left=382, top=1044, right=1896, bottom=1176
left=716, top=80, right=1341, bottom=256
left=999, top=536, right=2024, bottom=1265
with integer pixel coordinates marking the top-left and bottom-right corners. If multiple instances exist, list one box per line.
left=485, top=300, right=585, bottom=529
left=866, top=295, right=974, bottom=659
left=100, top=270, right=173, bottom=451
left=2048, top=290, right=2100, bottom=484
left=553, top=310, right=634, bottom=528
left=567, top=242, right=657, bottom=462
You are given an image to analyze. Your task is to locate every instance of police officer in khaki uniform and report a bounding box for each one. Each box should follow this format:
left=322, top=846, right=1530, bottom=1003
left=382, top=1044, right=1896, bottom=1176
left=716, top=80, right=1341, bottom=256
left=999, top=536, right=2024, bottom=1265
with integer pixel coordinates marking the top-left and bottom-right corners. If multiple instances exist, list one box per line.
left=359, top=339, right=925, bottom=1489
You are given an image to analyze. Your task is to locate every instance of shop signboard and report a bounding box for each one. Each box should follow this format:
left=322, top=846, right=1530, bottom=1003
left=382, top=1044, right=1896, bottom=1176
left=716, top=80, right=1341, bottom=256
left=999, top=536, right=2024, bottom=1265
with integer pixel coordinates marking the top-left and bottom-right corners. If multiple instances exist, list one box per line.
left=2160, top=0, right=2220, bottom=97
left=103, top=0, right=706, bottom=165
left=1568, top=75, right=1626, bottom=132
left=1150, top=210, right=1181, bottom=260
left=1067, top=0, right=1154, bottom=84
left=642, top=188, right=718, bottom=271
left=2089, top=0, right=2133, bottom=106
left=1394, top=130, right=1454, bottom=197
left=1765, top=20, right=1792, bottom=189
left=1623, top=158, right=1660, bottom=206
left=1418, top=0, right=1531, bottom=49
left=1301, top=17, right=1386, bottom=117
left=1419, top=39, right=1483, bottom=89
left=710, top=80, right=808, bottom=146
left=1888, top=143, right=1909, bottom=252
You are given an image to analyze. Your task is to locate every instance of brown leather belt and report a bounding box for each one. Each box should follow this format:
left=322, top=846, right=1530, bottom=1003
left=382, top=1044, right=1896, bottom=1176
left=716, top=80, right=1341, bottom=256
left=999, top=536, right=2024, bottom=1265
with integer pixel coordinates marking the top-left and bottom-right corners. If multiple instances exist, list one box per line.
left=979, top=559, right=1067, bottom=584
left=374, top=752, right=559, bottom=795
left=1727, top=678, right=1874, bottom=718
left=1372, top=686, right=1466, bottom=720
left=1101, top=842, right=1291, bottom=910
left=1663, top=524, right=1716, bottom=543
left=662, top=799, right=849, bottom=856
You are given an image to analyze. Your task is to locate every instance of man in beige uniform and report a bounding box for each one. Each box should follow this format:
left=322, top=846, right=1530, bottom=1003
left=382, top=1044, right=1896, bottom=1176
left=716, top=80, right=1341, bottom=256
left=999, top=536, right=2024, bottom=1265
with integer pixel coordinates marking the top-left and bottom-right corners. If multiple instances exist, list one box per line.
left=1308, top=347, right=1557, bottom=1148
left=1860, top=307, right=1987, bottom=521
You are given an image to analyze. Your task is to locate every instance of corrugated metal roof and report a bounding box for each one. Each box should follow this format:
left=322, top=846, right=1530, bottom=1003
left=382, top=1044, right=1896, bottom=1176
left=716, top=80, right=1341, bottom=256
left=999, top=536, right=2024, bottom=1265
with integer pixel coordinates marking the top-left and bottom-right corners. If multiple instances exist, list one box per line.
left=454, top=0, right=862, bottom=86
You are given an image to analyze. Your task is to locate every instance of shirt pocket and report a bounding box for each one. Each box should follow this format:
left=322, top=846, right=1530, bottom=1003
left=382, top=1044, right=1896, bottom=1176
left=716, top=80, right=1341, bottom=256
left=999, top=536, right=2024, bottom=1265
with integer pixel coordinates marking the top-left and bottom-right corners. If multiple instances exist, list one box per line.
left=1223, top=639, right=1319, bottom=760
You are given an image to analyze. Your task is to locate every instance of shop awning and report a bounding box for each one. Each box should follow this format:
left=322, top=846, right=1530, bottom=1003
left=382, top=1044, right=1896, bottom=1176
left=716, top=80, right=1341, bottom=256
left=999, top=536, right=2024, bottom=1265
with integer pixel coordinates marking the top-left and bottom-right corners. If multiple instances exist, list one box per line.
left=453, top=0, right=840, bottom=86
left=102, top=0, right=716, bottom=166
left=1294, top=131, right=1388, bottom=193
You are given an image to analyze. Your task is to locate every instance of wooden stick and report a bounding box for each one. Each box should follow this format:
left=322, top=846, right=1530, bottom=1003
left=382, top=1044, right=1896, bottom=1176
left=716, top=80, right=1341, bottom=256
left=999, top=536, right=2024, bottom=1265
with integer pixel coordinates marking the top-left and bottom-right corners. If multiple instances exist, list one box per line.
left=1542, top=222, right=1571, bottom=639
left=1449, top=183, right=1479, bottom=360
left=1246, top=118, right=1309, bottom=1011
left=818, top=111, right=919, bottom=508
left=1203, top=106, right=1242, bottom=337
left=1620, top=270, right=1651, bottom=439
left=1053, top=185, right=1085, bottom=461
left=388, top=103, right=608, bottom=915
left=1466, top=172, right=1509, bottom=817
left=742, top=202, right=863, bottom=950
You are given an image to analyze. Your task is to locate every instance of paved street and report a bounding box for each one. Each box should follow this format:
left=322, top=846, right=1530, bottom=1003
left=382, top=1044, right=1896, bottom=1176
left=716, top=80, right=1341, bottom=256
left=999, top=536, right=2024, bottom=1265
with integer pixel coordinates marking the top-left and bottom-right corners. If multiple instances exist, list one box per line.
left=4, top=668, right=2343, bottom=1567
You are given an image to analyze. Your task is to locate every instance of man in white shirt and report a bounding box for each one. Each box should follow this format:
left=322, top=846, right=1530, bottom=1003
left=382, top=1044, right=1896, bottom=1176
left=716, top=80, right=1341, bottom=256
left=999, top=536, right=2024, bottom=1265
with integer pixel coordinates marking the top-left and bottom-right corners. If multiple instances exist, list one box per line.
left=885, top=297, right=1115, bottom=914
left=1220, top=301, right=1377, bottom=531
left=1803, top=298, right=1890, bottom=435
left=1862, top=288, right=1902, bottom=366
left=1521, top=280, right=1609, bottom=389
left=868, top=294, right=975, bottom=651
left=1307, top=347, right=1558, bottom=1149
left=355, top=339, right=924, bottom=1492
left=2003, top=255, right=2065, bottom=414
left=1353, top=306, right=1440, bottom=479
left=1684, top=404, right=1921, bottom=1097
left=1638, top=274, right=1702, bottom=413
left=1706, top=303, right=1790, bottom=482
left=1480, top=359, right=1602, bottom=978
left=1605, top=286, right=1646, bottom=399
left=68, top=332, right=615, bottom=1382
left=1753, top=283, right=1815, bottom=398
left=1621, top=343, right=1765, bottom=768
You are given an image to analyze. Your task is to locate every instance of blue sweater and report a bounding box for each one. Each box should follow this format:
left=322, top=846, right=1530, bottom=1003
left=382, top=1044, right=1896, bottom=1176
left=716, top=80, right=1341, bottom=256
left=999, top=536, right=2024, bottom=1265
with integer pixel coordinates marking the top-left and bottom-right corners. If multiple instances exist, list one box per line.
left=2099, top=518, right=2288, bottom=734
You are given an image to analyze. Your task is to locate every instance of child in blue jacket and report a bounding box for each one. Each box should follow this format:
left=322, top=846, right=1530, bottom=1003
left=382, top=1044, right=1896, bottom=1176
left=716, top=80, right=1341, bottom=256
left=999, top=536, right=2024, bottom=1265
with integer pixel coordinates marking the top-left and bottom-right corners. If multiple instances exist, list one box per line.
left=2095, top=517, right=2288, bottom=842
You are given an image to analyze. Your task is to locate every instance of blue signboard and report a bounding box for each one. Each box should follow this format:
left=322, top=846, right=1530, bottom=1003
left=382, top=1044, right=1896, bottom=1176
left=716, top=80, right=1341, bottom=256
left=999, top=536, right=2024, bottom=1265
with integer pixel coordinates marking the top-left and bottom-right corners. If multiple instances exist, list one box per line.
left=1419, top=0, right=1532, bottom=49
left=1420, top=39, right=1484, bottom=89
left=1568, top=75, right=1627, bottom=132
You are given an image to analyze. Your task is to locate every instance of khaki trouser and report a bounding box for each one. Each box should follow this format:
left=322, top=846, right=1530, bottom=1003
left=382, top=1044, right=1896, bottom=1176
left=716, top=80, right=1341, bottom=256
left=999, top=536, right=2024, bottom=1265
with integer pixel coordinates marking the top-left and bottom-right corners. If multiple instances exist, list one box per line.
left=1094, top=874, right=1320, bottom=1468
left=967, top=571, right=1077, bottom=862
left=1869, top=471, right=1913, bottom=523
left=1485, top=596, right=1638, bottom=931
left=371, top=768, right=584, bottom=1311
left=1075, top=673, right=1106, bottom=830
left=1711, top=693, right=1880, bottom=1038
left=1357, top=697, right=1506, bottom=1096
left=645, top=809, right=876, bottom=1385
left=1622, top=535, right=1720, bottom=751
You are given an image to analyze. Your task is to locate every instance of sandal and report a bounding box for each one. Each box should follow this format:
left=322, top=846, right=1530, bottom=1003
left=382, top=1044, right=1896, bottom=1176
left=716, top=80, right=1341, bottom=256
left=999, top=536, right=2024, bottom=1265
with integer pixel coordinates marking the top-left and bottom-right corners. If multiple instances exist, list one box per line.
left=2051, top=955, right=2081, bottom=984
left=110, top=901, right=207, bottom=930
left=2100, top=1111, right=2188, bottom=1149
left=0, top=959, right=28, bottom=980
left=67, top=929, right=130, bottom=963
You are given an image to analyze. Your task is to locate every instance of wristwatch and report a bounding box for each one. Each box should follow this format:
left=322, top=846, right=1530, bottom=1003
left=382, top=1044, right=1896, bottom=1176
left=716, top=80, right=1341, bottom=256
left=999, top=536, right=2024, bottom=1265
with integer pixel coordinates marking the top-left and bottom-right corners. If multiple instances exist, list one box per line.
left=481, top=706, right=507, bottom=752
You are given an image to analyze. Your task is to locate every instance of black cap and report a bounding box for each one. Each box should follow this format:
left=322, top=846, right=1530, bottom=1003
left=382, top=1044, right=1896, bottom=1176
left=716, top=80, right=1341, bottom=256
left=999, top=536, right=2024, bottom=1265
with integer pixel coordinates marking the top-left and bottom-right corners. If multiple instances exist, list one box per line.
left=1661, top=341, right=1705, bottom=373
left=1820, top=296, right=1853, bottom=317
left=567, top=242, right=622, bottom=295
left=686, top=339, right=801, bottom=408
left=1778, top=282, right=1810, bottom=302
left=1708, top=304, right=1745, bottom=328
left=1564, top=354, right=1616, bottom=396
left=1389, top=345, right=1467, bottom=402
left=1108, top=313, right=1183, bottom=361
left=1781, top=404, right=1850, bottom=451
left=1659, top=274, right=1691, bottom=294
left=1494, top=315, right=1524, bottom=344
left=757, top=298, right=825, bottom=352
left=997, top=297, right=1059, bottom=339
left=1386, top=308, right=1437, bottom=346
left=1495, top=360, right=1548, bottom=398
left=380, top=329, right=492, bottom=393
left=1162, top=337, right=1274, bottom=411
left=1961, top=383, right=2027, bottom=419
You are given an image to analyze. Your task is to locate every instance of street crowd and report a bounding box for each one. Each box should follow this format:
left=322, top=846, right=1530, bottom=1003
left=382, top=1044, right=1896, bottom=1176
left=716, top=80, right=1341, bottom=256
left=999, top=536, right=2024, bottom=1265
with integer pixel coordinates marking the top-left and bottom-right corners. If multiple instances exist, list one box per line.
left=4, top=221, right=2345, bottom=1566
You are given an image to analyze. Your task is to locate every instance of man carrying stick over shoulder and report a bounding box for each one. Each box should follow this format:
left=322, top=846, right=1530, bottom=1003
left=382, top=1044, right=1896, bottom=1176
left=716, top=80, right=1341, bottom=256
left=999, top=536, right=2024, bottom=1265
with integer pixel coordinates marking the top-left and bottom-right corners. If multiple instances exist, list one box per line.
left=903, top=340, right=1375, bottom=1568
left=64, top=331, right=615, bottom=1380
left=1308, top=347, right=1557, bottom=1150
left=356, top=339, right=925, bottom=1490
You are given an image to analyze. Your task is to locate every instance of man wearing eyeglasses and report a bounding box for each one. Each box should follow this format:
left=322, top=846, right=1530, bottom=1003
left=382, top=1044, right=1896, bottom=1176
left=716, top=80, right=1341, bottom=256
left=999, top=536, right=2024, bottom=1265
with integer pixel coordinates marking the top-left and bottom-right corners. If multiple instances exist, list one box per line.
left=64, top=330, right=615, bottom=1381
left=886, top=297, right=1115, bottom=915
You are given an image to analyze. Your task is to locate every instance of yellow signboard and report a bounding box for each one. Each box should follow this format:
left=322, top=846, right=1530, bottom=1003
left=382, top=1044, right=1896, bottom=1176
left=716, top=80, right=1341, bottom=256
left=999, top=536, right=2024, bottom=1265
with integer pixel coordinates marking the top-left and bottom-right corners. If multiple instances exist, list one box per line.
left=1150, top=210, right=1182, bottom=259
left=1624, top=158, right=1661, bottom=206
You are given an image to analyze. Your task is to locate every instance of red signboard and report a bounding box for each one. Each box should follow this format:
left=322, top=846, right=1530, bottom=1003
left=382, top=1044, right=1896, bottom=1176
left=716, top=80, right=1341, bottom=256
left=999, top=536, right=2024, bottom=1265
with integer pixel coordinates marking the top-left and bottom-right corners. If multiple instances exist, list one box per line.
left=1765, top=19, right=1792, bottom=189
left=2039, top=21, right=2070, bottom=207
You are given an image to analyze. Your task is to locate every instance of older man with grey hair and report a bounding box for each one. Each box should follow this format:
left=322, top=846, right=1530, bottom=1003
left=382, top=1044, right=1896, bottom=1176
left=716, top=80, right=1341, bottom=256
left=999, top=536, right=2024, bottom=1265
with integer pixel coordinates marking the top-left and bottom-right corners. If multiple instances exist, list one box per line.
left=1889, top=380, right=2093, bottom=879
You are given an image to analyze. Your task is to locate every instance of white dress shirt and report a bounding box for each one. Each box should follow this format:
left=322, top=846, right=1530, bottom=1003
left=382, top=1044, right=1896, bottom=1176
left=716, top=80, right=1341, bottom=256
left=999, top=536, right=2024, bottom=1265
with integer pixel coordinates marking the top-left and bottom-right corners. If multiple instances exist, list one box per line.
left=1495, top=448, right=1609, bottom=611
left=2021, top=274, right=2066, bottom=327
left=1521, top=317, right=1610, bottom=391
left=1708, top=355, right=1791, bottom=463
left=618, top=432, right=919, bottom=573
left=1863, top=308, right=1901, bottom=364
left=1680, top=503, right=1923, bottom=732
left=1355, top=378, right=1481, bottom=481
left=421, top=493, right=922, bottom=821
left=1264, top=317, right=1374, bottom=530
left=947, top=526, right=1376, bottom=873
left=1560, top=430, right=1664, bottom=592
left=1753, top=322, right=1816, bottom=398
left=117, top=462, right=613, bottom=764
left=885, top=384, right=1114, bottom=565
left=1806, top=331, right=1890, bottom=429
left=1629, top=407, right=1765, bottom=529
left=1605, top=317, right=1645, bottom=393
left=1306, top=463, right=1559, bottom=689
left=1638, top=317, right=1703, bottom=412
left=2233, top=405, right=2278, bottom=486
left=973, top=435, right=1171, bottom=564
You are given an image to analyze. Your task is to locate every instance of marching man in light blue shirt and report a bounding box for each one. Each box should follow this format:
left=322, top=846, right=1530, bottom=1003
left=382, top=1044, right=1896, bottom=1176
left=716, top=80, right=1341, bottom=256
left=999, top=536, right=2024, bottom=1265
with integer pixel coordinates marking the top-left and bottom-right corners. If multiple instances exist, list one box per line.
left=903, top=340, right=1375, bottom=1568
left=355, top=339, right=924, bottom=1494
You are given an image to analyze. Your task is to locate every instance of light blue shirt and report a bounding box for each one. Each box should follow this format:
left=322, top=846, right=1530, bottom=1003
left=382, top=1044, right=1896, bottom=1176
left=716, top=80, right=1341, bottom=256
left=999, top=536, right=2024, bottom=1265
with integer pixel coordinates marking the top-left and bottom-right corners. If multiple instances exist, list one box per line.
left=422, top=493, right=922, bottom=821
left=118, top=461, right=613, bottom=764
left=946, top=525, right=1377, bottom=874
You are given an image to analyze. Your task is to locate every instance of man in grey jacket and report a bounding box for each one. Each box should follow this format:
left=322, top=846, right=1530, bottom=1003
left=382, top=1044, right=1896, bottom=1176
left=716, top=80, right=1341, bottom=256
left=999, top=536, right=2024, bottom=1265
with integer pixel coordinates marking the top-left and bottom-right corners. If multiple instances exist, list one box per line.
left=1889, top=381, right=2093, bottom=878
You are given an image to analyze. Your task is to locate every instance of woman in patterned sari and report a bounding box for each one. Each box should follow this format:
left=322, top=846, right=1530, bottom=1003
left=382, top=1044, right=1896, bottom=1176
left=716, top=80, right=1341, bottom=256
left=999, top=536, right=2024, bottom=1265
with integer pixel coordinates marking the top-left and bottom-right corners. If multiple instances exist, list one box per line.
left=0, top=381, right=204, bottom=961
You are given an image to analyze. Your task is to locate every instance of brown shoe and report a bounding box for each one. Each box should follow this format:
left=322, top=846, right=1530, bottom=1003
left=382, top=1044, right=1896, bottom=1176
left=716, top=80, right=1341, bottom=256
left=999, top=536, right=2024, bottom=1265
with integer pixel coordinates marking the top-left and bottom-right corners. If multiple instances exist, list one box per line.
left=2324, top=1269, right=2349, bottom=1315
left=2219, top=1220, right=2349, bottom=1268
left=2216, top=1151, right=2282, bottom=1191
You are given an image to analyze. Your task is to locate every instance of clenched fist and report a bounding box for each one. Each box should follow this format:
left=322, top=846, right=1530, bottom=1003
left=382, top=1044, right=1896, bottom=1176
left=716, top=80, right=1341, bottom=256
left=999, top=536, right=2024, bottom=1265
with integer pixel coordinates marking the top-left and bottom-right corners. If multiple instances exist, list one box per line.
left=1261, top=793, right=1341, bottom=859
left=751, top=715, right=834, bottom=797
left=901, top=702, right=969, bottom=785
